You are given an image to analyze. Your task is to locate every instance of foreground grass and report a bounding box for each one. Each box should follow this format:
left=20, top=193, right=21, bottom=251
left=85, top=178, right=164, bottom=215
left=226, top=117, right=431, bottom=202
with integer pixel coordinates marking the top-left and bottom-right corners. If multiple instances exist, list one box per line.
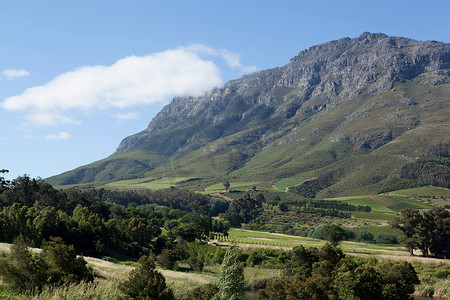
left=1, top=238, right=449, bottom=299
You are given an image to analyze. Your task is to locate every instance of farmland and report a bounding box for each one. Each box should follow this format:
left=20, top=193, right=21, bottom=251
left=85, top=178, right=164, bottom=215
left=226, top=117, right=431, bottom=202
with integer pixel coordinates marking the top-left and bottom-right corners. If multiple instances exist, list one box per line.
left=103, top=176, right=194, bottom=191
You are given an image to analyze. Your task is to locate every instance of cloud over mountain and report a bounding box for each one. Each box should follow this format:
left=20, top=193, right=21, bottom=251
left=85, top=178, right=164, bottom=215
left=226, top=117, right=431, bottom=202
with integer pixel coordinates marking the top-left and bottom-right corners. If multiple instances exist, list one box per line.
left=1, top=46, right=227, bottom=126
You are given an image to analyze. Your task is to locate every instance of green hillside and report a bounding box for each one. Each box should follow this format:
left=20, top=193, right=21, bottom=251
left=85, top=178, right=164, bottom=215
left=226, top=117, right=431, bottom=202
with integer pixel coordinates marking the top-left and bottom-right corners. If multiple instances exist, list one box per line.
left=46, top=34, right=450, bottom=198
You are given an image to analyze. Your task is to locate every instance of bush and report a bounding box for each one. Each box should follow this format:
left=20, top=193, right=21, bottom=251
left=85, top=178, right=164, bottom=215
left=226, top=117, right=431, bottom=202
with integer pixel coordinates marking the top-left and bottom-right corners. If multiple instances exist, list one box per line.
left=374, top=233, right=398, bottom=244
left=180, top=283, right=219, bottom=300
left=442, top=276, right=450, bottom=299
left=157, top=249, right=177, bottom=270
left=119, top=255, right=175, bottom=300
left=356, top=230, right=374, bottom=243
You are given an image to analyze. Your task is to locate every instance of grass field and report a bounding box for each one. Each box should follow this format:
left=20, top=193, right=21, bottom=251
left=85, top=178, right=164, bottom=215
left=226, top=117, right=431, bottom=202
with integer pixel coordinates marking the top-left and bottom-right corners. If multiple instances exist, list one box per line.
left=325, top=194, right=433, bottom=217
left=205, top=182, right=261, bottom=193
left=103, top=177, right=193, bottom=191
left=383, top=186, right=450, bottom=207
left=225, top=229, right=405, bottom=255
left=273, top=177, right=309, bottom=191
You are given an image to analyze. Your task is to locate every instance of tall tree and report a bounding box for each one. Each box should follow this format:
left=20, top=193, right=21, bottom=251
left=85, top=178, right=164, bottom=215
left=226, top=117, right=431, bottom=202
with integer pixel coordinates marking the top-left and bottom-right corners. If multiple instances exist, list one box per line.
left=392, top=209, right=422, bottom=255
left=212, top=245, right=245, bottom=300
left=223, top=181, right=230, bottom=192
left=392, top=206, right=450, bottom=258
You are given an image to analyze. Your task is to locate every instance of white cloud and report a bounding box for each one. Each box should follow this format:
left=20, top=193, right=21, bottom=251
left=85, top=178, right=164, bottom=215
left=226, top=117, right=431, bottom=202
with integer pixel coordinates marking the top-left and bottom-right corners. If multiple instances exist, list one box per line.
left=181, top=45, right=259, bottom=74
left=115, top=112, right=140, bottom=121
left=1, top=45, right=257, bottom=127
left=27, top=112, right=80, bottom=127
left=2, top=69, right=30, bottom=80
left=1, top=48, right=222, bottom=126
left=45, top=131, right=71, bottom=140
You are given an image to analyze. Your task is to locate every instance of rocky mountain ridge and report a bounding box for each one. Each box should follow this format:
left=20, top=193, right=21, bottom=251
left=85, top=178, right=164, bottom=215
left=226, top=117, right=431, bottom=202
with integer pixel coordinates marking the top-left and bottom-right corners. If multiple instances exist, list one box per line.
left=47, top=32, right=450, bottom=196
left=115, top=32, right=449, bottom=154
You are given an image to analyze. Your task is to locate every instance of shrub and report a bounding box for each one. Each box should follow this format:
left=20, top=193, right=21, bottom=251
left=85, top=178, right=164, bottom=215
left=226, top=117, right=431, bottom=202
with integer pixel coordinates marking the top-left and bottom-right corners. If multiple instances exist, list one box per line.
left=374, top=233, right=398, bottom=244
left=156, top=249, right=177, bottom=270
left=356, top=230, right=374, bottom=243
left=119, top=255, right=175, bottom=300
left=180, top=283, right=219, bottom=300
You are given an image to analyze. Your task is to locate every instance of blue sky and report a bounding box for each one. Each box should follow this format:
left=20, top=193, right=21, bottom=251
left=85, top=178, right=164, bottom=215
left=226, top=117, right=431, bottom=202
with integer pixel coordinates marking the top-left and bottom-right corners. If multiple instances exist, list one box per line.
left=1, top=0, right=449, bottom=181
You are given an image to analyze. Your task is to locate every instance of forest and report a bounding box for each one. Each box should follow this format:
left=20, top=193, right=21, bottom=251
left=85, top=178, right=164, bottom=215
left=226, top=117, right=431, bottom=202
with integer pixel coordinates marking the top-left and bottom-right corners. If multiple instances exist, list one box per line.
left=0, top=173, right=449, bottom=299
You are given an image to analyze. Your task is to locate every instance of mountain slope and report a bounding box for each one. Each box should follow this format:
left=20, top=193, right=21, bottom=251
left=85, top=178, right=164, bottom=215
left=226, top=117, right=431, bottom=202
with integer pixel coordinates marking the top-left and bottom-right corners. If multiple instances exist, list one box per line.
left=47, top=32, right=450, bottom=196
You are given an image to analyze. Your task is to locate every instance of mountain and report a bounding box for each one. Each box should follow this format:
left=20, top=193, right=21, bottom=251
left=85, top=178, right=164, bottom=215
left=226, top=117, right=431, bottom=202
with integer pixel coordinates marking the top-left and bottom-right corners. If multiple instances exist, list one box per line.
left=47, top=32, right=450, bottom=196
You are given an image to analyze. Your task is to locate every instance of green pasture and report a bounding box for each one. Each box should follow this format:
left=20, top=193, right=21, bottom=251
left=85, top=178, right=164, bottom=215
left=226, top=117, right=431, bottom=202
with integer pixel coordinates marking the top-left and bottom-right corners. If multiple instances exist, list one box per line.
left=383, top=186, right=450, bottom=207
left=351, top=211, right=396, bottom=221
left=384, top=186, right=450, bottom=198
left=381, top=195, right=431, bottom=211
left=104, top=177, right=193, bottom=190
left=273, top=177, right=309, bottom=191
left=325, top=194, right=432, bottom=219
left=205, top=181, right=261, bottom=193
left=226, top=229, right=403, bottom=255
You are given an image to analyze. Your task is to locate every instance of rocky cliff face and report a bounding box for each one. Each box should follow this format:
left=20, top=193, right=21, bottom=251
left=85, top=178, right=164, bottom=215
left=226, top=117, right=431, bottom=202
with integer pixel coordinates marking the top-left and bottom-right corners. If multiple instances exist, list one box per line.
left=48, top=33, right=449, bottom=193
left=115, top=32, right=449, bottom=154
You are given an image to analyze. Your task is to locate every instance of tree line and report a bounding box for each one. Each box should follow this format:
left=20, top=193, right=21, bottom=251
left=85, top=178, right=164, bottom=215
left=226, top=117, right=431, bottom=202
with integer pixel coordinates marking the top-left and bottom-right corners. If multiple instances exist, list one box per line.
left=392, top=206, right=449, bottom=258
left=0, top=175, right=226, bottom=260
left=400, top=142, right=450, bottom=188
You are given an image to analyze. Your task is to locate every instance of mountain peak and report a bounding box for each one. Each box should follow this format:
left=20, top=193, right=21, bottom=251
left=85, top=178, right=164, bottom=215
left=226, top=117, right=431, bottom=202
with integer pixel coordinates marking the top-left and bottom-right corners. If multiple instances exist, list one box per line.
left=47, top=33, right=450, bottom=195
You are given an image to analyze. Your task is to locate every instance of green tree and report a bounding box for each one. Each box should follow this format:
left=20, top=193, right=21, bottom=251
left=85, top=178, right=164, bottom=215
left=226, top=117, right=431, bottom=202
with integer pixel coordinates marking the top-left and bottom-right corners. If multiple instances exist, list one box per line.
left=392, top=209, right=422, bottom=255
left=322, top=224, right=347, bottom=245
left=377, top=261, right=419, bottom=299
left=41, top=236, right=94, bottom=285
left=223, top=181, right=230, bottom=192
left=119, top=255, right=175, bottom=300
left=428, top=206, right=450, bottom=259
left=392, top=207, right=450, bottom=258
left=0, top=236, right=93, bottom=292
left=212, top=245, right=245, bottom=300
left=0, top=236, right=47, bottom=292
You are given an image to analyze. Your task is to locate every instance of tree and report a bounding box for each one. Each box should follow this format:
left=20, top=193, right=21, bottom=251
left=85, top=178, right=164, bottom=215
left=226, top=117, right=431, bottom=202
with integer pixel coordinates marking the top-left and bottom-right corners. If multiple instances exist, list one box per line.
left=212, top=245, right=245, bottom=300
left=41, top=236, right=94, bottom=285
left=377, top=261, right=419, bottom=299
left=0, top=236, right=93, bottom=292
left=223, top=181, right=230, bottom=192
left=0, top=236, right=47, bottom=292
left=227, top=194, right=261, bottom=223
left=427, top=206, right=450, bottom=259
left=392, top=209, right=422, bottom=255
left=392, top=206, right=449, bottom=258
left=209, top=197, right=230, bottom=216
left=322, top=224, right=347, bottom=245
left=119, top=255, right=175, bottom=300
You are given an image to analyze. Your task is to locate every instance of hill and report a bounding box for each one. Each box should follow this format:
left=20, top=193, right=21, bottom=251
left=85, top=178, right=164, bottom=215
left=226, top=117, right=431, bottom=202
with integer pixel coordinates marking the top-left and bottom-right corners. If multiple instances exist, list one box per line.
left=46, top=32, right=450, bottom=197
